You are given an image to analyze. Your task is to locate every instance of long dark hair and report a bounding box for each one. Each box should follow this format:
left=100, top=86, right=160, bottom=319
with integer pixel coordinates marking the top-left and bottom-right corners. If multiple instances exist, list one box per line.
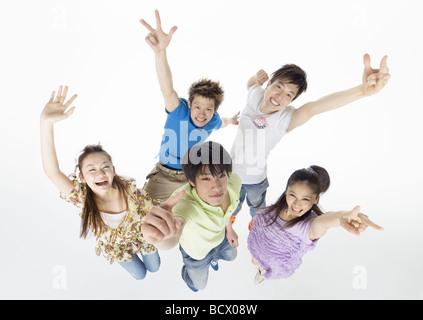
left=263, top=165, right=330, bottom=228
left=77, top=144, right=129, bottom=239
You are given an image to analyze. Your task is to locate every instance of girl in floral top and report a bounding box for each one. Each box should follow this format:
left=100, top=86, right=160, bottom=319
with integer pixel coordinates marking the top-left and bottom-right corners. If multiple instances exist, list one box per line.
left=40, top=86, right=184, bottom=280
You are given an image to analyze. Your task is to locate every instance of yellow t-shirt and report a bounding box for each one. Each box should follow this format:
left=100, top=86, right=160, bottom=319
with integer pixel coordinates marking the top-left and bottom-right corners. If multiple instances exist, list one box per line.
left=172, top=173, right=241, bottom=260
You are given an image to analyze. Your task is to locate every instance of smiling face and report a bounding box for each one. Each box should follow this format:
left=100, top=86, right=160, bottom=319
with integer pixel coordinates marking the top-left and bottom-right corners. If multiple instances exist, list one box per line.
left=189, top=166, right=229, bottom=208
left=188, top=95, right=216, bottom=127
left=260, top=80, right=299, bottom=114
left=282, top=182, right=319, bottom=221
left=79, top=152, right=116, bottom=194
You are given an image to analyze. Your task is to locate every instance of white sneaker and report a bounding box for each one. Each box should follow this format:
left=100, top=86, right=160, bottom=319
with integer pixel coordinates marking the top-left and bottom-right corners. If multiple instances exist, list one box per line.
left=254, top=268, right=265, bottom=284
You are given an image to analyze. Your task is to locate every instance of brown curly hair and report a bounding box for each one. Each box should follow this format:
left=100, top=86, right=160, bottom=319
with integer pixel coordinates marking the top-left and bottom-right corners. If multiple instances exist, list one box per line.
left=188, top=78, right=224, bottom=110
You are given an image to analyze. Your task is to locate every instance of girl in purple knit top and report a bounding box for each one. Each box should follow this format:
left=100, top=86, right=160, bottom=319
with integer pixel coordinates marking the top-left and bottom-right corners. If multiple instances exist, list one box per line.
left=247, top=165, right=383, bottom=284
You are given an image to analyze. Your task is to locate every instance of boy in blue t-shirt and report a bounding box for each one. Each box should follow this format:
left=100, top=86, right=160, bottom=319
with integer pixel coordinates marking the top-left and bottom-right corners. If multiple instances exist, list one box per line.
left=140, top=10, right=239, bottom=202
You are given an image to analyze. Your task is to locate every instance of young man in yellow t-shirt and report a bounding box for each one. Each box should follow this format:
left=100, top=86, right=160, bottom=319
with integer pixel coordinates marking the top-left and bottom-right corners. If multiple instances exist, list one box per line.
left=141, top=141, right=241, bottom=291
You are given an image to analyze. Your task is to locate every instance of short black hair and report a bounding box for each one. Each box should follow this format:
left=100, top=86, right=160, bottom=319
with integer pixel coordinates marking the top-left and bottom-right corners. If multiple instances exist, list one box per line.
left=182, top=141, right=232, bottom=183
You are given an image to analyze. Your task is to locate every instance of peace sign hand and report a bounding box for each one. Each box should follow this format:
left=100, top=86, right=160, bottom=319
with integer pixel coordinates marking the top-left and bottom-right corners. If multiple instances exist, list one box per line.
left=40, top=85, right=77, bottom=124
left=140, top=10, right=177, bottom=52
left=340, top=206, right=384, bottom=236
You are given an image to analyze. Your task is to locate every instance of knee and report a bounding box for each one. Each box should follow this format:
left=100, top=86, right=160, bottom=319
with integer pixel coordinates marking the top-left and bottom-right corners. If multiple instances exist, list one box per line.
left=221, top=247, right=237, bottom=262
left=145, top=254, right=161, bottom=273
left=146, top=263, right=160, bottom=273
left=131, top=270, right=147, bottom=280
left=228, top=249, right=238, bottom=262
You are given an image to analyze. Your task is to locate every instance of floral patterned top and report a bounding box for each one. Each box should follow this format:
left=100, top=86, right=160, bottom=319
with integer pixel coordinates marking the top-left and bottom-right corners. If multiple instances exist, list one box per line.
left=61, top=177, right=157, bottom=264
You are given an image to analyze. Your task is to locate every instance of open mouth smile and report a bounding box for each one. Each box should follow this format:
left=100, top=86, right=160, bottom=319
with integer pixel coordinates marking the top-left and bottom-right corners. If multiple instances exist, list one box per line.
left=291, top=207, right=303, bottom=215
left=270, top=98, right=280, bottom=107
left=95, top=180, right=109, bottom=187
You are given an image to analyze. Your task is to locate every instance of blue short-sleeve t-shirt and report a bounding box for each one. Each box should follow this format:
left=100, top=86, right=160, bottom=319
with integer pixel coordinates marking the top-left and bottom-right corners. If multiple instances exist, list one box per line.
left=159, top=98, right=222, bottom=169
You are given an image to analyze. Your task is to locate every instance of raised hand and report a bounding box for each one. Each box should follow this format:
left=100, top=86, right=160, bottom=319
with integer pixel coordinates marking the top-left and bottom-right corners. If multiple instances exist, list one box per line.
left=256, top=69, right=269, bottom=86
left=340, top=206, right=384, bottom=236
left=142, top=190, right=186, bottom=246
left=140, top=10, right=177, bottom=52
left=362, top=54, right=391, bottom=97
left=40, top=86, right=77, bottom=124
left=231, top=111, right=240, bottom=125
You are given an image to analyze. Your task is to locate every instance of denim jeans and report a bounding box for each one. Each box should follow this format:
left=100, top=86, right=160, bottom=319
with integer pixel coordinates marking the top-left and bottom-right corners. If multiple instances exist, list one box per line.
left=180, top=236, right=237, bottom=291
left=118, top=251, right=161, bottom=280
left=232, top=178, right=269, bottom=217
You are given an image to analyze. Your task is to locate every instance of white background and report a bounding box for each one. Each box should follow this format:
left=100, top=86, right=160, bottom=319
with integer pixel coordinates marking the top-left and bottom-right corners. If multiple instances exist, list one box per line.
left=0, top=0, right=422, bottom=300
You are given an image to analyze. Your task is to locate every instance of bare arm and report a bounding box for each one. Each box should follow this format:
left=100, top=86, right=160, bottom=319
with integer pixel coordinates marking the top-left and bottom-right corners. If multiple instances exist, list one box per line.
left=288, top=54, right=390, bottom=132
left=40, top=86, right=77, bottom=196
left=309, top=206, right=384, bottom=240
left=140, top=10, right=180, bottom=113
left=220, top=111, right=240, bottom=128
left=288, top=85, right=364, bottom=131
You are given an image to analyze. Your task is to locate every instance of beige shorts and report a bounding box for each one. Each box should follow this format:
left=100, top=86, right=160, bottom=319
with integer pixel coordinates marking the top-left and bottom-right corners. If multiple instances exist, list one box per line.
left=143, top=162, right=188, bottom=203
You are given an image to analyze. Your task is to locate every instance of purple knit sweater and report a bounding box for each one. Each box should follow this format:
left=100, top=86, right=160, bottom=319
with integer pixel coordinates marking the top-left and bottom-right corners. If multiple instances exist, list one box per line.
left=247, top=210, right=318, bottom=280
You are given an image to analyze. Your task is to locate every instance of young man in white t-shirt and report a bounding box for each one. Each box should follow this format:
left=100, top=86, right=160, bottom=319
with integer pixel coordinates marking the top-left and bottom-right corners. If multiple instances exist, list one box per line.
left=231, top=55, right=391, bottom=218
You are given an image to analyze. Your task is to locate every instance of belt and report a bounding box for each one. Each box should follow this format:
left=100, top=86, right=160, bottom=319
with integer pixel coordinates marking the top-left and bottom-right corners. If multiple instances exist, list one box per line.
left=158, top=163, right=185, bottom=175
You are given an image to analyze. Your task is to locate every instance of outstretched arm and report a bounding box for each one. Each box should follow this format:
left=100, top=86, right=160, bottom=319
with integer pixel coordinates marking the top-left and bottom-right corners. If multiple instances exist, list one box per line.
left=221, top=111, right=240, bottom=128
left=288, top=54, right=391, bottom=132
left=309, top=206, right=384, bottom=240
left=140, top=10, right=180, bottom=113
left=40, top=86, right=77, bottom=196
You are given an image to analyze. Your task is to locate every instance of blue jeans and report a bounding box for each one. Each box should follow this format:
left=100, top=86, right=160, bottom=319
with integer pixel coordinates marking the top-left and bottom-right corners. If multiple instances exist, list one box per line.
left=118, top=251, right=161, bottom=280
left=180, top=236, right=237, bottom=291
left=232, top=178, right=269, bottom=217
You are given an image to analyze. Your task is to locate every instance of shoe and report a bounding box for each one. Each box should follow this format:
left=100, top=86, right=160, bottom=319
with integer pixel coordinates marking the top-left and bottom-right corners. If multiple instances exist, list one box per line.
left=186, top=283, right=198, bottom=292
left=254, top=268, right=265, bottom=284
left=210, top=261, right=219, bottom=271
left=248, top=218, right=254, bottom=231
left=231, top=216, right=236, bottom=225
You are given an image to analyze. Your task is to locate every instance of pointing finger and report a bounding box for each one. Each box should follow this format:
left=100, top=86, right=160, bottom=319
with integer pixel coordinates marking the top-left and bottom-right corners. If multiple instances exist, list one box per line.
left=361, top=216, right=384, bottom=231
left=160, top=190, right=186, bottom=212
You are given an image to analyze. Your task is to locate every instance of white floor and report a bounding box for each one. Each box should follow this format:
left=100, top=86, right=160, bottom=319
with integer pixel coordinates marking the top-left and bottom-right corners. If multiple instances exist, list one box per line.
left=1, top=0, right=422, bottom=300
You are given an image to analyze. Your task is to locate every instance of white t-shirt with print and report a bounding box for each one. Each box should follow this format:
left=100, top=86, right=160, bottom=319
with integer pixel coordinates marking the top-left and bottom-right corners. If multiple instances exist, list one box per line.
left=230, top=84, right=295, bottom=185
